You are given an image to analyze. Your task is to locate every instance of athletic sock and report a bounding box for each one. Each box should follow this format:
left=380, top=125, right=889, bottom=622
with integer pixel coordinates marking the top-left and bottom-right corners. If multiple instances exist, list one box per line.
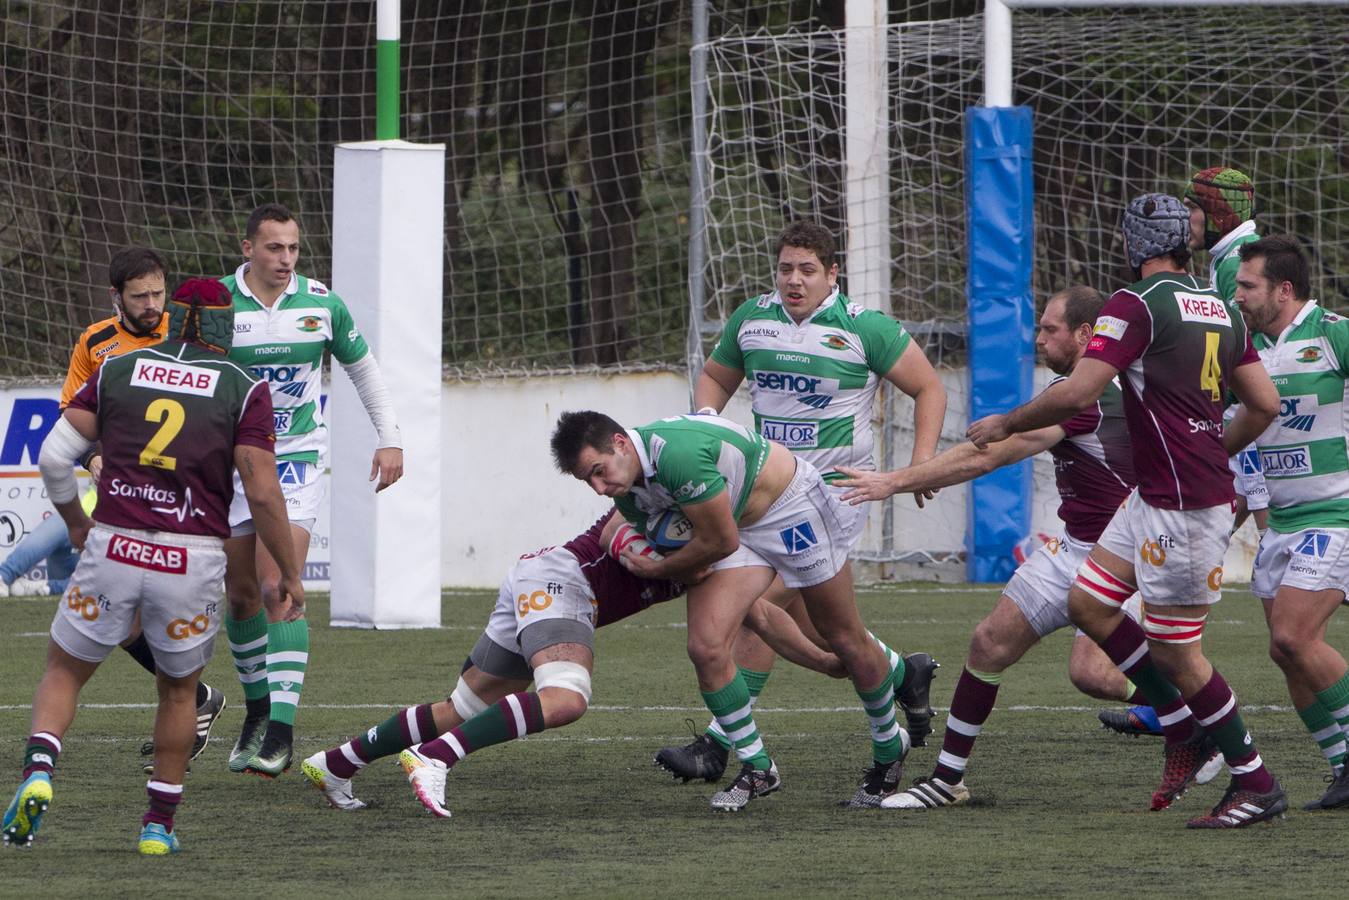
left=868, top=631, right=905, bottom=694
left=121, top=633, right=158, bottom=675
left=1314, top=670, right=1349, bottom=753
left=326, top=704, right=439, bottom=778
left=22, top=732, right=61, bottom=780
left=1098, top=616, right=1196, bottom=745
left=933, top=667, right=1000, bottom=784
left=705, top=666, right=770, bottom=751
left=1296, top=699, right=1347, bottom=774
left=1188, top=669, right=1276, bottom=793
left=856, top=674, right=904, bottom=764
left=418, top=693, right=545, bottom=769
left=142, top=780, right=182, bottom=830
left=226, top=610, right=270, bottom=703
left=266, top=618, right=309, bottom=726
left=701, top=673, right=772, bottom=770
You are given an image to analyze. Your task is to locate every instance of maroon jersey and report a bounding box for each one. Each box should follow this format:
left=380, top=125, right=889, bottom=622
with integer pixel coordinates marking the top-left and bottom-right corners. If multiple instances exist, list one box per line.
left=1051, top=377, right=1136, bottom=543
left=563, top=515, right=684, bottom=627
left=69, top=343, right=275, bottom=537
left=1083, top=272, right=1258, bottom=510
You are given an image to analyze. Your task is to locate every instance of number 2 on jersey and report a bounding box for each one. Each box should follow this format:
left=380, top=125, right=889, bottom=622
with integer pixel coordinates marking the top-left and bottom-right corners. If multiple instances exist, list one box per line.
left=140, top=398, right=185, bottom=470
left=1199, top=331, right=1222, bottom=401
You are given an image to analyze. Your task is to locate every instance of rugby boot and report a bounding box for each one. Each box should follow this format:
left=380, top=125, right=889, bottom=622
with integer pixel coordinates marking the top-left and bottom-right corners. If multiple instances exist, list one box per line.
left=244, top=724, right=293, bottom=778
left=896, top=653, right=940, bottom=747
left=228, top=714, right=269, bottom=773
left=2, top=773, right=52, bottom=848
left=1186, top=777, right=1288, bottom=828
left=1152, top=730, right=1220, bottom=811
left=655, top=719, right=728, bottom=783
left=400, top=747, right=451, bottom=818
left=1097, top=705, right=1163, bottom=737
left=844, top=757, right=905, bottom=808
left=882, top=775, right=971, bottom=809
left=301, top=752, right=368, bottom=811
left=710, top=761, right=781, bottom=812
left=1305, top=769, right=1349, bottom=811
left=137, top=822, right=180, bottom=855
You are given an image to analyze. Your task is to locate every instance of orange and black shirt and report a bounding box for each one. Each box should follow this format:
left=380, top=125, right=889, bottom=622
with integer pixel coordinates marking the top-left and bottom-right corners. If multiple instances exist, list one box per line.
left=59, top=313, right=167, bottom=408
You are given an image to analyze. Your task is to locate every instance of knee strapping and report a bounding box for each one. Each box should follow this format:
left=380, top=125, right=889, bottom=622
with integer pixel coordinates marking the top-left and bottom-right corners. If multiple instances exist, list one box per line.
left=450, top=676, right=489, bottom=720
left=1075, top=558, right=1136, bottom=609
left=533, top=661, right=592, bottom=705
left=1143, top=610, right=1208, bottom=644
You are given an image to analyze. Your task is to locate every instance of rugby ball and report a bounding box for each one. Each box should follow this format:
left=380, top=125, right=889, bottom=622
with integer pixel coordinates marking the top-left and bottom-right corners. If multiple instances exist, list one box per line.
left=646, top=508, right=693, bottom=553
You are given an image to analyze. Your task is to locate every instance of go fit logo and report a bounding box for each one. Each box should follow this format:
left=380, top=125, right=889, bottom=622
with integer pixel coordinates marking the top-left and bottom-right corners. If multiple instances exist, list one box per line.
left=166, top=615, right=211, bottom=640
left=1140, top=534, right=1175, bottom=567
left=66, top=586, right=100, bottom=621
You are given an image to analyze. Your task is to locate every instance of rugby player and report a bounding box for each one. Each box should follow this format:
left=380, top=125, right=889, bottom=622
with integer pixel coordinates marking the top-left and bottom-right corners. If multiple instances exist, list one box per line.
left=553, top=410, right=908, bottom=810
left=2, top=279, right=301, bottom=854
left=1234, top=236, right=1349, bottom=811
left=301, top=512, right=845, bottom=815
left=221, top=204, right=404, bottom=777
left=655, top=221, right=944, bottom=783
left=967, top=193, right=1286, bottom=828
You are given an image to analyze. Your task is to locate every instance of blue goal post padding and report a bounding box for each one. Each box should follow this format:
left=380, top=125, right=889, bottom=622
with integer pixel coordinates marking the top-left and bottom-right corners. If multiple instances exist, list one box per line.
left=964, top=106, right=1035, bottom=584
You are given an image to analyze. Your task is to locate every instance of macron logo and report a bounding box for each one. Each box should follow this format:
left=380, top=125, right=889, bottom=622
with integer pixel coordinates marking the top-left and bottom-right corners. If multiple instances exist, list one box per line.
left=131, top=360, right=219, bottom=397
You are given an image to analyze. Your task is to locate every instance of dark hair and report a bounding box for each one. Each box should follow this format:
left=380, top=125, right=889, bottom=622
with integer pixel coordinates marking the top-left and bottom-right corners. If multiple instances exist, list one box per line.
left=551, top=410, right=626, bottom=473
left=245, top=202, right=297, bottom=240
left=1238, top=235, right=1310, bottom=301
left=108, top=247, right=167, bottom=293
left=1053, top=285, right=1107, bottom=332
left=1164, top=245, right=1193, bottom=271
left=773, top=221, right=836, bottom=268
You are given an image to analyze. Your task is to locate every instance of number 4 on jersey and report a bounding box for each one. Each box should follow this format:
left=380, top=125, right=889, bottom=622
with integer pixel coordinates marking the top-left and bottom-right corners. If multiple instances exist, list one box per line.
left=1200, top=331, right=1223, bottom=402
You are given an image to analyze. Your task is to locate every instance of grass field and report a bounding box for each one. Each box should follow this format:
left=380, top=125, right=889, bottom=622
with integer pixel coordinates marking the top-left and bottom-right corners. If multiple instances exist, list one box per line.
left=1, top=584, right=1345, bottom=898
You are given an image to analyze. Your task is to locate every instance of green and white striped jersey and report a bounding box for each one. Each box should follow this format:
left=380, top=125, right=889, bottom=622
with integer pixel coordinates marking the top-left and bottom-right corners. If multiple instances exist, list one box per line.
left=710, top=289, right=910, bottom=482
left=614, top=415, right=770, bottom=532
left=1252, top=301, right=1349, bottom=532
left=1208, top=220, right=1259, bottom=302
left=222, top=265, right=369, bottom=464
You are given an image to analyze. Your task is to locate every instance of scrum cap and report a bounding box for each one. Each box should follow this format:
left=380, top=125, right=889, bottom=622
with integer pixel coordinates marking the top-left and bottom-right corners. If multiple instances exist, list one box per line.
left=166, top=278, right=234, bottom=354
left=1122, top=193, right=1189, bottom=271
left=1184, top=166, right=1255, bottom=248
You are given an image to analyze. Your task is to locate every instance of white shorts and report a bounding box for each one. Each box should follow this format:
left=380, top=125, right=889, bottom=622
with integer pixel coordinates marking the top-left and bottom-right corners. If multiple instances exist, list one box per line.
left=479, top=546, right=598, bottom=665
left=825, top=483, right=868, bottom=554
left=712, top=458, right=859, bottom=589
left=228, top=458, right=323, bottom=534
left=1096, top=489, right=1232, bottom=607
left=1251, top=528, right=1349, bottom=601
left=1003, top=534, right=1090, bottom=637
left=1229, top=448, right=1269, bottom=512
left=50, top=525, right=225, bottom=677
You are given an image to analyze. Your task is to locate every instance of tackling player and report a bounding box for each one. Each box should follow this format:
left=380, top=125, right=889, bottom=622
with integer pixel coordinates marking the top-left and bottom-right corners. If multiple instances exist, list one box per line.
left=656, top=221, right=943, bottom=784
left=553, top=410, right=908, bottom=810
left=840, top=286, right=1218, bottom=808
left=221, top=204, right=404, bottom=777
left=2, top=280, right=302, bottom=854
left=301, top=512, right=844, bottom=815
left=967, top=193, right=1284, bottom=828
left=1234, top=236, right=1349, bottom=811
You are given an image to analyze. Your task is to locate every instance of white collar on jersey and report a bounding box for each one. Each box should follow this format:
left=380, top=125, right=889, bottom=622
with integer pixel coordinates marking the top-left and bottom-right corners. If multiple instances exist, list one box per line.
left=626, top=427, right=655, bottom=479
left=763, top=285, right=840, bottom=320
left=1210, top=219, right=1258, bottom=260
left=1270, top=298, right=1320, bottom=346
left=234, top=263, right=299, bottom=302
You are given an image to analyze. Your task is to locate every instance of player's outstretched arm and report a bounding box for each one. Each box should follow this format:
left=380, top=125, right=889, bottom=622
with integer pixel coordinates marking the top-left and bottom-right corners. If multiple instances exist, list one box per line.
left=341, top=353, right=404, bottom=492
left=693, top=359, right=744, bottom=414
left=743, top=597, right=846, bottom=678
left=884, top=340, right=949, bottom=508
left=837, top=425, right=1065, bottom=504
left=37, top=409, right=98, bottom=550
left=1224, top=359, right=1279, bottom=455
left=236, top=444, right=306, bottom=619
left=968, top=357, right=1116, bottom=448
